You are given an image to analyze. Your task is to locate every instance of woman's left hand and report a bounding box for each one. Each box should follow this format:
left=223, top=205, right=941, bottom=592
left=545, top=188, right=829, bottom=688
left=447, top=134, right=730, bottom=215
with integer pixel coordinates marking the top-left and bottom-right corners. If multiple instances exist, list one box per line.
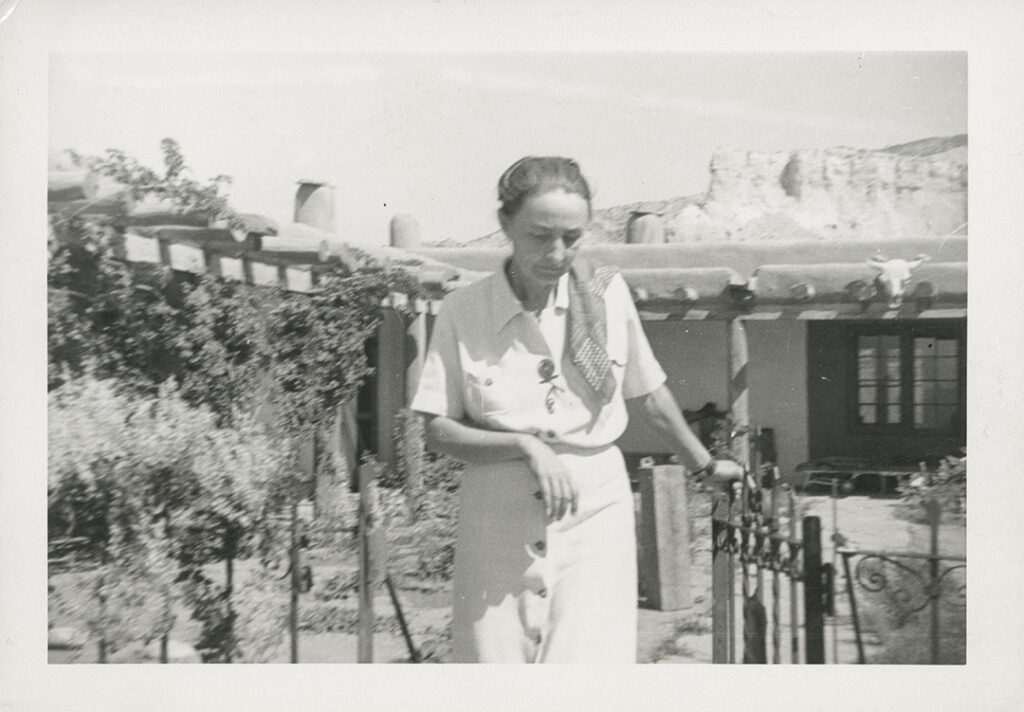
left=706, top=458, right=757, bottom=492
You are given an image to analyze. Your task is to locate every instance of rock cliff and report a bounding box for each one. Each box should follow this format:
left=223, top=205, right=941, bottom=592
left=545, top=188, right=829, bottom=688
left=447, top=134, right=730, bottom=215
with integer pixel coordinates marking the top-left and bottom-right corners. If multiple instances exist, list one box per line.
left=677, top=135, right=967, bottom=242
left=461, top=135, right=967, bottom=245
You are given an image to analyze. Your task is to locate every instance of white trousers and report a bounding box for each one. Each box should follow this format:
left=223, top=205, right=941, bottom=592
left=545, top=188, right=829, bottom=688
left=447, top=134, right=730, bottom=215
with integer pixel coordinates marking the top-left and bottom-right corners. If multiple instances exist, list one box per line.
left=451, top=444, right=637, bottom=663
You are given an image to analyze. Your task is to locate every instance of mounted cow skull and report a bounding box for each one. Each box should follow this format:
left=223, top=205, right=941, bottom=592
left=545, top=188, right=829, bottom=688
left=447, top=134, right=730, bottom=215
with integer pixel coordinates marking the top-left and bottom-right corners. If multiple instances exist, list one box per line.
left=866, top=253, right=930, bottom=308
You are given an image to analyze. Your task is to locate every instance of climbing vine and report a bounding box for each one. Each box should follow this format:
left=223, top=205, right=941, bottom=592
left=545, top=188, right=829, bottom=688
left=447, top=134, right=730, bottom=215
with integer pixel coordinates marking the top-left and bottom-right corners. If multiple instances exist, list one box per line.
left=47, top=140, right=418, bottom=660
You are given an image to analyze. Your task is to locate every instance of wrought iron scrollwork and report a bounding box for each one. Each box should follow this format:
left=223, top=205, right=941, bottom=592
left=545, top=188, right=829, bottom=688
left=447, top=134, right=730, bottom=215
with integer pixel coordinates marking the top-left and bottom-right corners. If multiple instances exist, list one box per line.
left=850, top=553, right=966, bottom=615
left=714, top=516, right=804, bottom=580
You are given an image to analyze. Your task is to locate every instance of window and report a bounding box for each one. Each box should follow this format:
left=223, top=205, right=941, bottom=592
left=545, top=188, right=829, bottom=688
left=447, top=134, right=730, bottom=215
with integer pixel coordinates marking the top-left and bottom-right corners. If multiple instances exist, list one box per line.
left=850, top=324, right=964, bottom=434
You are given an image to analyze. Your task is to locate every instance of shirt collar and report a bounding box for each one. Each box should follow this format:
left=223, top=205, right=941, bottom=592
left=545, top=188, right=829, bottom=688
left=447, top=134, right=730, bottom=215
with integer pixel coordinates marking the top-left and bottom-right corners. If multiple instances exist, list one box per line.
left=490, top=261, right=570, bottom=333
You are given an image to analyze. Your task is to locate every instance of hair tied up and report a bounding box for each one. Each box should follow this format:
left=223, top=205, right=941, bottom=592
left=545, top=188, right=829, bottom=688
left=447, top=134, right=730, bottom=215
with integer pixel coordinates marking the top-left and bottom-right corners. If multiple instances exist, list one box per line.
left=497, top=156, right=592, bottom=219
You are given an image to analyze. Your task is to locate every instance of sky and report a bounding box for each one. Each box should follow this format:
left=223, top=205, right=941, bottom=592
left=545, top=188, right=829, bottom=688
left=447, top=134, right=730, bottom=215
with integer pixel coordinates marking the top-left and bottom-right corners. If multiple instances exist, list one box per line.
left=49, top=51, right=967, bottom=247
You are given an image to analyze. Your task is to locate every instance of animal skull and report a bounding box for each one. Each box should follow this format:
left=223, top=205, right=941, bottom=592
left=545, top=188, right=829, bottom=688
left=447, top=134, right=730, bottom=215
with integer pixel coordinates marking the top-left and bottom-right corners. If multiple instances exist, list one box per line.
left=866, top=254, right=930, bottom=308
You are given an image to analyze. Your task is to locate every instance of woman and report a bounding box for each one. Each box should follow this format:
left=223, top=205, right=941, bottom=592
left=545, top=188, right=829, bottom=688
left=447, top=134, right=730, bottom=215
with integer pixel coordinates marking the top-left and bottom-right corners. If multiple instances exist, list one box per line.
left=410, top=156, right=744, bottom=663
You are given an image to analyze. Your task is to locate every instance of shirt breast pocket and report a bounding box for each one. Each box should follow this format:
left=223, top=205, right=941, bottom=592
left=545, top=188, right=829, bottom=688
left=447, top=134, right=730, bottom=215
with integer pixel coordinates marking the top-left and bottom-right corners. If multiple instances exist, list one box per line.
left=465, top=369, right=515, bottom=418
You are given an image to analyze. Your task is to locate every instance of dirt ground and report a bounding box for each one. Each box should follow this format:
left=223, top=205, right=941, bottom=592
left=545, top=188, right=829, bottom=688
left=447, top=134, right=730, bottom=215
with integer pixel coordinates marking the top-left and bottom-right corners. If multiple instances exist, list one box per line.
left=49, top=488, right=965, bottom=665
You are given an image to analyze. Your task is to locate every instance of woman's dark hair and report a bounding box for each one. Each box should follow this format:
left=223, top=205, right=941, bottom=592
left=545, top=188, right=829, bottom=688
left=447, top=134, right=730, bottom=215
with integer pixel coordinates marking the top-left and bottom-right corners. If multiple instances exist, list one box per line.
left=497, top=156, right=592, bottom=218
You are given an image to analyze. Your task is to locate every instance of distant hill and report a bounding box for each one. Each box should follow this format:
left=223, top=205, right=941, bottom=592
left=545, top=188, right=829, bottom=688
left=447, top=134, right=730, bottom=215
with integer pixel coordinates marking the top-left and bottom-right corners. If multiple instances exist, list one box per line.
left=444, top=135, right=967, bottom=246
left=881, top=134, right=967, bottom=157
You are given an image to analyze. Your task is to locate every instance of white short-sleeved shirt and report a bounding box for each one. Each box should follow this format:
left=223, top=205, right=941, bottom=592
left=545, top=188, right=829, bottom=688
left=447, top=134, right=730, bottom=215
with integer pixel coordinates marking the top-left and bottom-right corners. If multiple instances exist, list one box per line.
left=410, top=265, right=667, bottom=449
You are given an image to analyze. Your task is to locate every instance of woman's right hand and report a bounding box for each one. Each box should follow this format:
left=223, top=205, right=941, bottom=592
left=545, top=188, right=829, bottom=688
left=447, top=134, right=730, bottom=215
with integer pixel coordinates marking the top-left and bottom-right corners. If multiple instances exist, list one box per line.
left=520, top=435, right=579, bottom=521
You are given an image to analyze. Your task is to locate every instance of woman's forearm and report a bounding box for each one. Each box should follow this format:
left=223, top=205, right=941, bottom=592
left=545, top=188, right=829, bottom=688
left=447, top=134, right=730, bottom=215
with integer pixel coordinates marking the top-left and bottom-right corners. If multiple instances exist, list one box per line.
left=634, top=384, right=713, bottom=472
left=422, top=414, right=541, bottom=465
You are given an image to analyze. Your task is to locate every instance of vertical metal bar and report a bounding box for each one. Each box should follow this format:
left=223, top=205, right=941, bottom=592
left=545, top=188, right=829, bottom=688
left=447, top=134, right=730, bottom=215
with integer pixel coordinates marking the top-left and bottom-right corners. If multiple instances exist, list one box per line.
left=830, top=479, right=839, bottom=664
left=788, top=489, right=799, bottom=663
left=97, top=571, right=108, bottom=664
left=386, top=575, right=421, bottom=663
left=929, top=500, right=942, bottom=665
left=727, top=496, right=736, bottom=663
left=803, top=516, right=825, bottom=664
left=711, top=494, right=731, bottom=663
left=754, top=433, right=764, bottom=641
left=289, top=500, right=300, bottom=663
left=225, top=535, right=235, bottom=664
left=727, top=318, right=749, bottom=664
left=841, top=553, right=866, bottom=664
left=770, top=471, right=780, bottom=664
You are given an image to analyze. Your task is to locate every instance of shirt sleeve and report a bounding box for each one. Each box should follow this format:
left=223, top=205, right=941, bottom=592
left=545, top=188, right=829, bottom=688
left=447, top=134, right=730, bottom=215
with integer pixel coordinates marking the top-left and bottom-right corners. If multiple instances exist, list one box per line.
left=612, top=273, right=668, bottom=399
left=409, top=301, right=465, bottom=420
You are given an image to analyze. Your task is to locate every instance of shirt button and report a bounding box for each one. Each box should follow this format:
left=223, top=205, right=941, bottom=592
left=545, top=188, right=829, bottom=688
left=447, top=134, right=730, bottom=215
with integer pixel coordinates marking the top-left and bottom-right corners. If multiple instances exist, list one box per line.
left=533, top=490, right=543, bottom=500
left=535, top=540, right=546, bottom=552
left=484, top=378, right=493, bottom=386
left=538, top=588, right=548, bottom=598
left=545, top=430, right=556, bottom=440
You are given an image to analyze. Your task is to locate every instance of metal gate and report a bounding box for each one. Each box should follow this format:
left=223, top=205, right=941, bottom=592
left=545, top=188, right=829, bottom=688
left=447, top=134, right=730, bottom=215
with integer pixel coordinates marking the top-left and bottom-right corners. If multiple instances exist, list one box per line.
left=838, top=499, right=966, bottom=664
left=711, top=476, right=829, bottom=664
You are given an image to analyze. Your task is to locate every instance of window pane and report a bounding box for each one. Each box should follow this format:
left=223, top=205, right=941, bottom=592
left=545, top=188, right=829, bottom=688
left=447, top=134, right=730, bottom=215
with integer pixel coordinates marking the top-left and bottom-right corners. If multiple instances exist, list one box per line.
left=855, top=329, right=962, bottom=432
left=885, top=357, right=901, bottom=380
left=917, top=356, right=937, bottom=380
left=937, top=339, right=958, bottom=357
left=914, top=337, right=936, bottom=356
left=936, top=405, right=958, bottom=429
left=937, top=356, right=958, bottom=380
left=917, top=381, right=936, bottom=405
left=917, top=405, right=933, bottom=428
left=859, top=359, right=877, bottom=380
left=858, top=336, right=879, bottom=358
left=936, top=383, right=959, bottom=404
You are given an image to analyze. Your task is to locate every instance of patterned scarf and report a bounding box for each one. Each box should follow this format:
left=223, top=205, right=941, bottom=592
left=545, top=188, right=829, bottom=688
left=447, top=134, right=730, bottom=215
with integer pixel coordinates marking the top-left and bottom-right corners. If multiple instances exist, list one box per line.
left=567, top=260, right=620, bottom=404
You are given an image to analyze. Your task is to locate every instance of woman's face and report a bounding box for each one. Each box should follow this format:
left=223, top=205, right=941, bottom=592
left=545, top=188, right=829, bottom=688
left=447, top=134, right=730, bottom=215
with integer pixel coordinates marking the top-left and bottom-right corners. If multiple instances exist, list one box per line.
left=500, top=189, right=589, bottom=287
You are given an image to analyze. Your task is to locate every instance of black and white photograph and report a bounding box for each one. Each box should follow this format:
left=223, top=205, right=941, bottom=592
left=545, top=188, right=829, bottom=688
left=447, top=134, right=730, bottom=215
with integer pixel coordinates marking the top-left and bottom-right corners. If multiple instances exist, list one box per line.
left=3, top=1, right=1023, bottom=710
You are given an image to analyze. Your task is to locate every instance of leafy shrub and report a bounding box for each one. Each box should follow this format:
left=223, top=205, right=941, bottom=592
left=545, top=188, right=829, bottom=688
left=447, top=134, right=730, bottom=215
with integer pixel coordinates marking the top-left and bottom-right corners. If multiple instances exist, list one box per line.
left=48, top=375, right=288, bottom=659
left=897, top=454, right=966, bottom=524
left=228, top=565, right=292, bottom=663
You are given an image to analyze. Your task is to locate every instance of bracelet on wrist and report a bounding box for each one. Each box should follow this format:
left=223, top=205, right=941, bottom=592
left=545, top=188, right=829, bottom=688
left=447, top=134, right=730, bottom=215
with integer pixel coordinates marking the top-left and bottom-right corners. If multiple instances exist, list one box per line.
left=692, top=458, right=718, bottom=480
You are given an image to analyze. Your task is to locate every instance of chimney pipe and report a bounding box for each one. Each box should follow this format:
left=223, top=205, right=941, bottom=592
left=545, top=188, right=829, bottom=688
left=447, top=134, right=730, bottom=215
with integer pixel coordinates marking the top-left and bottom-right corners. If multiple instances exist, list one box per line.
left=294, top=181, right=336, bottom=233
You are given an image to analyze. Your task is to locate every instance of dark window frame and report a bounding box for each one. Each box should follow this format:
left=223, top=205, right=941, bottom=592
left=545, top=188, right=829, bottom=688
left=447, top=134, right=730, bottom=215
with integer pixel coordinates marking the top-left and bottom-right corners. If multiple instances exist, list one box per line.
left=845, top=321, right=966, bottom=436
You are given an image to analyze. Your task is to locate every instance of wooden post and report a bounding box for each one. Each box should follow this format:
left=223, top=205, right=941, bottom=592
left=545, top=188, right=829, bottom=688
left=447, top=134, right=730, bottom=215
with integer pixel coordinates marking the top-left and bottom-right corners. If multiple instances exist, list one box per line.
left=404, top=301, right=428, bottom=515
left=376, top=307, right=406, bottom=469
left=727, top=318, right=750, bottom=467
left=637, top=464, right=693, bottom=610
left=802, top=516, right=825, bottom=664
left=357, top=463, right=386, bottom=663
left=407, top=300, right=427, bottom=396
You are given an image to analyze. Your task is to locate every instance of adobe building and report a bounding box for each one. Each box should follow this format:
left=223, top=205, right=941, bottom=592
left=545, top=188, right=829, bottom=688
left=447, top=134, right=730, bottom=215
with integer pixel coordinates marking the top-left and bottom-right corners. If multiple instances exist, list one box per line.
left=382, top=137, right=968, bottom=487
left=54, top=136, right=967, bottom=492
